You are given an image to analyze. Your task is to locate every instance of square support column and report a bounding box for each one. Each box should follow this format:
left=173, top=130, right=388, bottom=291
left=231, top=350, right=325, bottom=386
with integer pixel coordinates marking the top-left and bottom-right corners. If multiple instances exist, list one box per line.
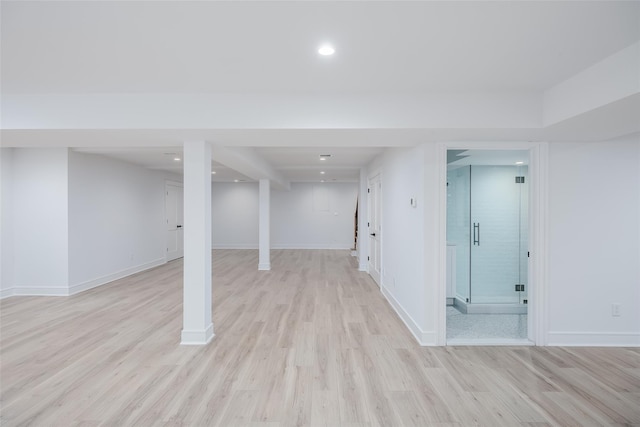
left=258, top=179, right=271, bottom=271
left=181, top=141, right=214, bottom=345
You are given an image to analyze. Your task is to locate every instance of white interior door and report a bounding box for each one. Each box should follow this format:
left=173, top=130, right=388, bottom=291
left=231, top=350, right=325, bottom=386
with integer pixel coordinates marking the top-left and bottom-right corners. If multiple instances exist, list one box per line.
left=166, top=183, right=184, bottom=261
left=368, top=175, right=382, bottom=286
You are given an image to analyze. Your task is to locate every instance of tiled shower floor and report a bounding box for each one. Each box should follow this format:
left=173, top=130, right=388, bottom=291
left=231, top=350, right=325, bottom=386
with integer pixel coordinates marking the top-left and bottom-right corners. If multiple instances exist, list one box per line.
left=446, top=306, right=528, bottom=341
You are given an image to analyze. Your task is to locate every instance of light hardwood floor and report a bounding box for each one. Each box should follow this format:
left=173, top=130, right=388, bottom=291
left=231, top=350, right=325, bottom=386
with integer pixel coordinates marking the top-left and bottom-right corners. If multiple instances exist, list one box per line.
left=1, top=250, right=639, bottom=426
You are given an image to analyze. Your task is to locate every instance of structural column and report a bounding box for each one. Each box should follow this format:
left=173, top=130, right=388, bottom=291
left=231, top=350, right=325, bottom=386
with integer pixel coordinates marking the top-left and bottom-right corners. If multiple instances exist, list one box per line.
left=181, top=141, right=214, bottom=345
left=258, top=179, right=271, bottom=270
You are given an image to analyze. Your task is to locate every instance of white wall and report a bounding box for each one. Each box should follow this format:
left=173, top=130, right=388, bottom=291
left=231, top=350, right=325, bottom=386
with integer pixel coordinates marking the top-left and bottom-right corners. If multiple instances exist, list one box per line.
left=548, top=134, right=640, bottom=345
left=67, top=151, right=177, bottom=293
left=271, top=182, right=358, bottom=249
left=11, top=148, right=69, bottom=295
left=367, top=145, right=431, bottom=343
left=212, top=182, right=259, bottom=249
left=1, top=149, right=15, bottom=297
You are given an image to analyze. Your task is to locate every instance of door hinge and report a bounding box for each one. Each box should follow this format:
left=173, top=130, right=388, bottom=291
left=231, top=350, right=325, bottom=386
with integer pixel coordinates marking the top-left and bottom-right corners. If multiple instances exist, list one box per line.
left=528, top=251, right=530, bottom=257
left=515, top=176, right=525, bottom=184
left=367, top=222, right=370, bottom=227
left=367, top=256, right=370, bottom=261
left=515, top=284, right=525, bottom=292
left=367, top=188, right=370, bottom=193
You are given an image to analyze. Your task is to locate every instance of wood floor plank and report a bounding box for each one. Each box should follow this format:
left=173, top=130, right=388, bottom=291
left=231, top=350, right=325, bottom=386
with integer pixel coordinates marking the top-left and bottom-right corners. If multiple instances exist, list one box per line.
left=1, top=249, right=639, bottom=426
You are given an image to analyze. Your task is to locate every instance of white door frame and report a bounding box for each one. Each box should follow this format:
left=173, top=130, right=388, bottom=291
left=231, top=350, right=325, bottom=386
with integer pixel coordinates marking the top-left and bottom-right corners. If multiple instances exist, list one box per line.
left=435, top=142, right=549, bottom=346
left=367, top=173, right=382, bottom=287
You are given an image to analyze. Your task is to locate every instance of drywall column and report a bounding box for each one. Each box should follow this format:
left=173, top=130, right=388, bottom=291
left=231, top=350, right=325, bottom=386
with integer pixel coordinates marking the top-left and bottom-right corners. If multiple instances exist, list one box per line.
left=181, top=141, right=214, bottom=345
left=357, top=168, right=369, bottom=271
left=258, top=179, right=271, bottom=270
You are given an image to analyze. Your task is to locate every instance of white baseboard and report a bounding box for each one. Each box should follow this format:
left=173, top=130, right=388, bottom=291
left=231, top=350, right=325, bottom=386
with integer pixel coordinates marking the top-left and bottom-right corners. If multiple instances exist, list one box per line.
left=9, top=286, right=69, bottom=297
left=181, top=324, right=215, bottom=345
left=212, top=244, right=258, bottom=249
left=271, top=244, right=352, bottom=250
left=258, top=263, right=271, bottom=271
left=5, top=259, right=167, bottom=298
left=358, top=262, right=368, bottom=272
left=68, top=258, right=166, bottom=295
left=380, top=285, right=437, bottom=346
left=447, top=338, right=534, bottom=346
left=547, top=331, right=640, bottom=347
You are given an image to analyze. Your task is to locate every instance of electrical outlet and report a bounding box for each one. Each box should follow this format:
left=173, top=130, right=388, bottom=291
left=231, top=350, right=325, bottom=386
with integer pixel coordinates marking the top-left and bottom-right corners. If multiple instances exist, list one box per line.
left=611, top=303, right=621, bottom=317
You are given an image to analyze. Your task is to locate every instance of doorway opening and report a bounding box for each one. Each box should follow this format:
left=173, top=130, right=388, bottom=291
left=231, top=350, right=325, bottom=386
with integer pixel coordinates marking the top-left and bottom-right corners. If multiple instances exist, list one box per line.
left=445, top=149, right=531, bottom=344
left=165, top=181, right=184, bottom=262
left=368, top=174, right=382, bottom=286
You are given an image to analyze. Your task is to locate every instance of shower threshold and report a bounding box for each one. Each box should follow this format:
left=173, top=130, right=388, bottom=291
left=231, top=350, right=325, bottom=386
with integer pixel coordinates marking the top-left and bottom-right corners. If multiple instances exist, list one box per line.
left=453, top=297, right=527, bottom=314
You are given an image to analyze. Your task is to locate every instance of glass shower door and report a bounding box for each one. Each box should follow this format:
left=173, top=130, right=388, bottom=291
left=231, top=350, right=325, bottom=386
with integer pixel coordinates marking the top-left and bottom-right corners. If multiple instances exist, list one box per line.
left=446, top=166, right=471, bottom=303
left=470, top=166, right=524, bottom=304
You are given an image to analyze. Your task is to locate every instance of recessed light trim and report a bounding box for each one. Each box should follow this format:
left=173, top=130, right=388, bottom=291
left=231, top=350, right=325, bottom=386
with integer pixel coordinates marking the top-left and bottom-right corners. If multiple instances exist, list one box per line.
left=515, top=161, right=524, bottom=165
left=318, top=45, right=335, bottom=56
left=173, top=157, right=181, bottom=161
left=211, top=171, right=216, bottom=174
left=320, top=171, right=325, bottom=175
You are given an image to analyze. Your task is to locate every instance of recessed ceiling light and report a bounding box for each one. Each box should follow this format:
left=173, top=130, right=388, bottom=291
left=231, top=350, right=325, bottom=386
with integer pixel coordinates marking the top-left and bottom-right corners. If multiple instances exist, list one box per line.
left=234, top=179, right=239, bottom=183
left=320, top=171, right=325, bottom=174
left=515, top=161, right=524, bottom=165
left=320, top=157, right=326, bottom=161
left=211, top=171, right=216, bottom=174
left=173, top=157, right=181, bottom=161
left=318, top=45, right=335, bottom=56
left=321, top=180, right=325, bottom=183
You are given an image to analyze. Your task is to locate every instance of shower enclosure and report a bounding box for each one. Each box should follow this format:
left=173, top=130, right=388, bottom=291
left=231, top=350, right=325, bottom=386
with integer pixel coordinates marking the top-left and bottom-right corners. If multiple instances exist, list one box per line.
left=446, top=156, right=528, bottom=314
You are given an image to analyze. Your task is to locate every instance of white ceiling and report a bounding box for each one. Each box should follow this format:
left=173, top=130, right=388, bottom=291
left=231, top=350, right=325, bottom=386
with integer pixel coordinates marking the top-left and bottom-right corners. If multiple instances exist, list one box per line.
left=3, top=1, right=639, bottom=94
left=73, top=148, right=254, bottom=182
left=73, top=146, right=383, bottom=182
left=448, top=149, right=529, bottom=168
left=2, top=1, right=639, bottom=181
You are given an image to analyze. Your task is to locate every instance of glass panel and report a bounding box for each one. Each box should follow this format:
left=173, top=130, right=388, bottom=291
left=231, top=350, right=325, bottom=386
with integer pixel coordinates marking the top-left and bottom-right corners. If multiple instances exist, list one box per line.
left=446, top=166, right=470, bottom=303
left=518, top=165, right=529, bottom=303
left=470, top=165, right=520, bottom=304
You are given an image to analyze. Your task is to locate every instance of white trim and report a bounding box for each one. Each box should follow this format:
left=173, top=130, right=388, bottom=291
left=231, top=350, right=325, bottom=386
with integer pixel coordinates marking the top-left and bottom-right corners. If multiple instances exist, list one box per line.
left=4, top=258, right=167, bottom=298
left=181, top=324, right=215, bottom=345
left=435, top=143, right=448, bottom=346
left=447, top=338, right=534, bottom=346
left=68, top=258, right=166, bottom=295
left=530, top=142, right=550, bottom=346
left=381, top=285, right=437, bottom=346
left=10, top=287, right=69, bottom=297
left=212, top=244, right=258, bottom=249
left=271, top=244, right=352, bottom=249
left=358, top=262, right=368, bottom=272
left=547, top=332, right=640, bottom=347
left=437, top=141, right=549, bottom=346
left=258, top=263, right=271, bottom=271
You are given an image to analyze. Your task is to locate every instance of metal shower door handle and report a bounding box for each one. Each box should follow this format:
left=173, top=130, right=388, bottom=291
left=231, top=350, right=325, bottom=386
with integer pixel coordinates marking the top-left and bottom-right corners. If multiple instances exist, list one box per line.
left=473, top=222, right=480, bottom=246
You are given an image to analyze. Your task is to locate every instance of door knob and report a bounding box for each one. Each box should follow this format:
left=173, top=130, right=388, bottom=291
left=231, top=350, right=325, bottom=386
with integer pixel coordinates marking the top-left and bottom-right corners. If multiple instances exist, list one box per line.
left=370, top=233, right=376, bottom=237
left=177, top=225, right=182, bottom=228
